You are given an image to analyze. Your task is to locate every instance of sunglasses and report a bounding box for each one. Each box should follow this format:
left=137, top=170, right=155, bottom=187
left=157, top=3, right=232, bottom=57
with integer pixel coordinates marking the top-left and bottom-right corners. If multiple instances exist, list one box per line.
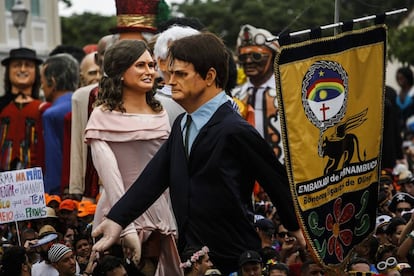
left=377, top=256, right=398, bottom=271
left=397, top=208, right=411, bottom=213
left=277, top=231, right=290, bottom=238
left=238, top=52, right=269, bottom=63
left=348, top=272, right=375, bottom=276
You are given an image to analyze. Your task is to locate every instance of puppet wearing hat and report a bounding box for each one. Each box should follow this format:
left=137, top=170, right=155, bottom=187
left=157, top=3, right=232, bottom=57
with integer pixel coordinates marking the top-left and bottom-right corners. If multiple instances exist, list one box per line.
left=232, top=25, right=282, bottom=200
left=232, top=24, right=283, bottom=163
left=0, top=48, right=45, bottom=171
left=112, top=0, right=170, bottom=40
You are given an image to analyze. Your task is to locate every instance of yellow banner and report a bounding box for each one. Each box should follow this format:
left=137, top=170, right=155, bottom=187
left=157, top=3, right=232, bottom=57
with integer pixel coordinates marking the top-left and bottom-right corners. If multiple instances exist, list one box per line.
left=275, top=25, right=386, bottom=267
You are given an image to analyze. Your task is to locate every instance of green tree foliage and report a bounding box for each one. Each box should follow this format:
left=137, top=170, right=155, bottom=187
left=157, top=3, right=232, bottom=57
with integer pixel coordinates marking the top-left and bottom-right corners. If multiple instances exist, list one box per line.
left=61, top=13, right=116, bottom=48
left=388, top=26, right=414, bottom=66
left=59, top=0, right=413, bottom=63
left=172, top=0, right=412, bottom=56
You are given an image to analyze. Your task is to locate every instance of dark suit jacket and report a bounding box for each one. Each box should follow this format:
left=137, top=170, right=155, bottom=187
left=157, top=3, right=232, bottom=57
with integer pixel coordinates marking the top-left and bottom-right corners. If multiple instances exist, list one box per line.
left=107, top=101, right=299, bottom=273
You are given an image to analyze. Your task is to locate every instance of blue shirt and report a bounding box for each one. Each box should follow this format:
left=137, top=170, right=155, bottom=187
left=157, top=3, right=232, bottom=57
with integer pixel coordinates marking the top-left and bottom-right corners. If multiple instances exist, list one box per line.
left=181, top=91, right=228, bottom=154
left=42, top=92, right=72, bottom=194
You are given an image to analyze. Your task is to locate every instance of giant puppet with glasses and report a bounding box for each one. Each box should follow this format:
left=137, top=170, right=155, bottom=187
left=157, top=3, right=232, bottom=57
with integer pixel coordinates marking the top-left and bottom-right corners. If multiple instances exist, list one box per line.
left=232, top=25, right=283, bottom=202
left=232, top=24, right=283, bottom=164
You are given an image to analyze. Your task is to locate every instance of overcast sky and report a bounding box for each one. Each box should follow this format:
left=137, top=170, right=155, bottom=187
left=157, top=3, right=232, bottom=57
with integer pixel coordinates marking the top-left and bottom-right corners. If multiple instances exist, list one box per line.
left=58, top=0, right=183, bottom=17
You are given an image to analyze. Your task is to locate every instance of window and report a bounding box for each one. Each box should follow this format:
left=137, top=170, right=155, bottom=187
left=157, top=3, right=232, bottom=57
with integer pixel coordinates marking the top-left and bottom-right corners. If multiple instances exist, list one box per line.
left=31, top=0, right=40, bottom=17
left=5, top=0, right=14, bottom=11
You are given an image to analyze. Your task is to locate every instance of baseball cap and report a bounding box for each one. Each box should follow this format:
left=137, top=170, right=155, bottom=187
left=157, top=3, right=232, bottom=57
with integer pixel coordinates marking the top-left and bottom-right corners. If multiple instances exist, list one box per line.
left=78, top=200, right=93, bottom=209
left=78, top=203, right=96, bottom=217
left=238, top=250, right=262, bottom=266
left=59, top=199, right=77, bottom=211
left=46, top=194, right=62, bottom=206
left=254, top=218, right=275, bottom=233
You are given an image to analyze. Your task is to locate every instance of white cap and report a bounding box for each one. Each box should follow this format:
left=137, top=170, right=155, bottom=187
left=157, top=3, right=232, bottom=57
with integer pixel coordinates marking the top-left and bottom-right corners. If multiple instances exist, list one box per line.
left=236, top=24, right=279, bottom=52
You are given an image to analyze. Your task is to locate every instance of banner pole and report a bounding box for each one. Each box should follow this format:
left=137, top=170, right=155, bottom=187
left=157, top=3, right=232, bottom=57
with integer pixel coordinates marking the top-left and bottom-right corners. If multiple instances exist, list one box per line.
left=15, top=221, right=21, bottom=246
left=268, top=8, right=408, bottom=41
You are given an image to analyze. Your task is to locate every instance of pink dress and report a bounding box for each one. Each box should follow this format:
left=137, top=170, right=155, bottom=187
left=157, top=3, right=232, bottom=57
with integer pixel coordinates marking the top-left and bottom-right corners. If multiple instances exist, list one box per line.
left=84, top=107, right=182, bottom=275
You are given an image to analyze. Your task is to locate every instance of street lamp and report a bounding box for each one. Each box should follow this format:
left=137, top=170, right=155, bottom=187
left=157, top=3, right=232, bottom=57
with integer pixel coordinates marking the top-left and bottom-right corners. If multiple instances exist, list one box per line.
left=11, top=0, right=29, bottom=47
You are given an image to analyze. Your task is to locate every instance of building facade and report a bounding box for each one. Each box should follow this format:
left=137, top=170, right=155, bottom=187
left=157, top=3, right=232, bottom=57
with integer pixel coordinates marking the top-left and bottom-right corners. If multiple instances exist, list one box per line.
left=0, top=0, right=61, bottom=95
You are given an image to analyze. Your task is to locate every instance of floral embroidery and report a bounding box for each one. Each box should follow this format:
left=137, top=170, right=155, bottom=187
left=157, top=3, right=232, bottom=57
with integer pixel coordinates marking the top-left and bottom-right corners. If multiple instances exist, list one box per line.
left=326, top=197, right=354, bottom=261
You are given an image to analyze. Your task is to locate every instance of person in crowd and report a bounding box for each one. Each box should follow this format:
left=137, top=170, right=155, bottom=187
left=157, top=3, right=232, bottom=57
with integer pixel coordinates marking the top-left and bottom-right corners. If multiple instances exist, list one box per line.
left=397, top=235, right=414, bottom=269
left=237, top=250, right=263, bottom=276
left=399, top=178, right=414, bottom=197
left=34, top=207, right=61, bottom=232
left=254, top=218, right=276, bottom=249
left=40, top=53, right=79, bottom=195
left=376, top=244, right=398, bottom=266
left=92, top=255, right=128, bottom=276
left=0, top=246, right=32, bottom=276
left=58, top=199, right=81, bottom=233
left=0, top=47, right=45, bottom=171
left=73, top=234, right=92, bottom=273
left=79, top=52, right=101, bottom=88
left=91, top=32, right=304, bottom=275
left=63, top=49, right=102, bottom=200
left=83, top=44, right=97, bottom=55
left=386, top=217, right=407, bottom=246
left=46, top=194, right=63, bottom=215
left=77, top=201, right=96, bottom=226
left=300, top=259, right=325, bottom=276
left=232, top=24, right=282, bottom=162
left=21, top=227, right=39, bottom=264
left=85, top=39, right=181, bottom=274
left=63, top=226, right=78, bottom=250
left=350, top=235, right=380, bottom=273
left=388, top=192, right=414, bottom=218
left=49, top=45, right=85, bottom=65
left=278, top=233, right=307, bottom=267
left=255, top=200, right=276, bottom=220
left=180, top=246, right=213, bottom=276
left=376, top=256, right=400, bottom=275
left=395, top=67, right=414, bottom=137
left=31, top=225, right=60, bottom=276
left=48, top=243, right=77, bottom=276
left=274, top=223, right=290, bottom=254
left=69, top=34, right=117, bottom=202
left=396, top=211, right=414, bottom=265
left=268, top=262, right=289, bottom=276
left=378, top=169, right=397, bottom=217
left=376, top=215, right=392, bottom=245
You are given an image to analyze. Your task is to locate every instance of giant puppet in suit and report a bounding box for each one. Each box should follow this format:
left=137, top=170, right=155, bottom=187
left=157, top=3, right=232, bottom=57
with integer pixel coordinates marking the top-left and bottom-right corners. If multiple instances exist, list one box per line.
left=91, top=32, right=303, bottom=275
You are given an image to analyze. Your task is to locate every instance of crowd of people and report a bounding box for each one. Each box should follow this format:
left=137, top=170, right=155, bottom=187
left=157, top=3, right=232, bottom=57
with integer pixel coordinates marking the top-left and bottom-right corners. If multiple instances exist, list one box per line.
left=0, top=0, right=414, bottom=275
